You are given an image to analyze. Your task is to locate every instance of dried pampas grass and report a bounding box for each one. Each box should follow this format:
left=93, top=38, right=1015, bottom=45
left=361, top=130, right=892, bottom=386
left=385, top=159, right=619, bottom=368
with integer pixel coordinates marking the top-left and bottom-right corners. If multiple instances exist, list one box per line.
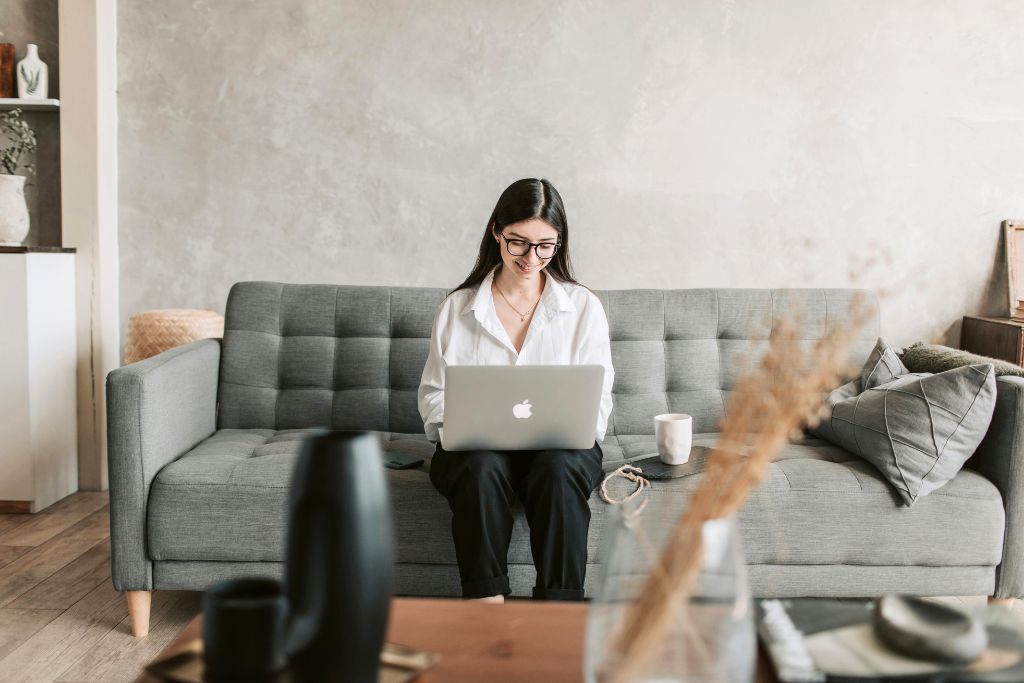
left=600, top=301, right=870, bottom=683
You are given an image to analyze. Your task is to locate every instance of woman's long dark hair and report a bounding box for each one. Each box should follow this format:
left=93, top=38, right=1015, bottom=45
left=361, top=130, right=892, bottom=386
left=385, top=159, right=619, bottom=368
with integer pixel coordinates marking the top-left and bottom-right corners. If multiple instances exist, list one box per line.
left=452, top=178, right=578, bottom=294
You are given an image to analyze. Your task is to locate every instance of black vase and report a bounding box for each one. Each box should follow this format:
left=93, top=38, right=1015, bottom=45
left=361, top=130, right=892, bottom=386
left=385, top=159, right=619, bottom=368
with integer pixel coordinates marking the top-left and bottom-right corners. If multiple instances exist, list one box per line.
left=284, top=430, right=394, bottom=682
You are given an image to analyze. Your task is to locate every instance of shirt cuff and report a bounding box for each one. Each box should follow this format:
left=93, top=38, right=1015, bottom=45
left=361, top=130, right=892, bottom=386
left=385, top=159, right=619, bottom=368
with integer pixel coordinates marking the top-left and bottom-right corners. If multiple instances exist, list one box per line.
left=425, top=422, right=443, bottom=444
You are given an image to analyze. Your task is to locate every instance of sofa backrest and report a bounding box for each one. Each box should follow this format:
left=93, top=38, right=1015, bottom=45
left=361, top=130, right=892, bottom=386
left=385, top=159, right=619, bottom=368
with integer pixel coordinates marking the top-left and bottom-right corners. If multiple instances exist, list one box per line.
left=217, top=282, right=879, bottom=435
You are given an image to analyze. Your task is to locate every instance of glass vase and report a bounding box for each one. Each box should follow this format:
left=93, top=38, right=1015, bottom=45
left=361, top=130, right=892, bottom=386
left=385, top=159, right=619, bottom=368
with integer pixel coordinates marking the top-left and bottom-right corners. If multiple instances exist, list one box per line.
left=585, top=502, right=755, bottom=683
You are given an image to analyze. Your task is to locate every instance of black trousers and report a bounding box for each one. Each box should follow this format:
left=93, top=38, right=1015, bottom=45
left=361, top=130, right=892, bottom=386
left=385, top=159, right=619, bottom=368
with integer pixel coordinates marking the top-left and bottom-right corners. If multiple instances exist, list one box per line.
left=429, top=443, right=605, bottom=601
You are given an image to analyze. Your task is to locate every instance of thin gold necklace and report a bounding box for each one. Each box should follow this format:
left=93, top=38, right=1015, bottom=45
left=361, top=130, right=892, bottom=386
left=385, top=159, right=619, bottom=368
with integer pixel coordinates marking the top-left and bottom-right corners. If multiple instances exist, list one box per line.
left=494, top=281, right=540, bottom=322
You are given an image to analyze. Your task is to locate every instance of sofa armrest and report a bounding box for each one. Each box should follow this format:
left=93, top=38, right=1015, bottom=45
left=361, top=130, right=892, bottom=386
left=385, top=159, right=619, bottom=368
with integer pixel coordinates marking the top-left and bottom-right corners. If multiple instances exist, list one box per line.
left=969, top=375, right=1024, bottom=598
left=106, top=338, right=221, bottom=591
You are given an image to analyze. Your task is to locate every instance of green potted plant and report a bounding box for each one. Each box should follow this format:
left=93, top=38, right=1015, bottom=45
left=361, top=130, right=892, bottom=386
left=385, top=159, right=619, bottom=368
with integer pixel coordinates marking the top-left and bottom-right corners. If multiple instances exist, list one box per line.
left=0, top=108, right=37, bottom=245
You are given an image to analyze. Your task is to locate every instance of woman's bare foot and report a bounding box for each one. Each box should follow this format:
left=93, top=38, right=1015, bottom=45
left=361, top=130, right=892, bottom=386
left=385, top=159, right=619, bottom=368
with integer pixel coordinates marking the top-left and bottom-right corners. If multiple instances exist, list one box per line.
left=475, top=595, right=505, bottom=603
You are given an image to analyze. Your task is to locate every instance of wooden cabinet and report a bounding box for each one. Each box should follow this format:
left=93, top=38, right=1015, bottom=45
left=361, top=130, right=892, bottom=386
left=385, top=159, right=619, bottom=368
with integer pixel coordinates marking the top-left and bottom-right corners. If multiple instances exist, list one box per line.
left=962, top=316, right=1024, bottom=366
left=0, top=248, right=78, bottom=512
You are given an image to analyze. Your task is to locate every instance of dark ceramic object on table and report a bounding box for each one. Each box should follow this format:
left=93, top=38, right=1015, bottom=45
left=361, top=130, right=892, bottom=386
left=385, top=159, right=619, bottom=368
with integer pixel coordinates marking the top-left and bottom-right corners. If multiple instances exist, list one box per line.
left=285, top=430, right=395, bottom=683
left=202, top=577, right=289, bottom=681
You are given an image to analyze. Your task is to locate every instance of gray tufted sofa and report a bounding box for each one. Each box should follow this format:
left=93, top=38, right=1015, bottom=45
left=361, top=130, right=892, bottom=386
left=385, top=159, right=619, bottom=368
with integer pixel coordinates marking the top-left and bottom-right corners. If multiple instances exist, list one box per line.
left=107, top=282, right=1024, bottom=636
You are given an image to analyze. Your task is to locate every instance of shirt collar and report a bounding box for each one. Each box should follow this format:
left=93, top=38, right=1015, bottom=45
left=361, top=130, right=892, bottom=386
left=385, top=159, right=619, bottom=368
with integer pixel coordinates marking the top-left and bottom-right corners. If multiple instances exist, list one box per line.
left=461, top=266, right=576, bottom=320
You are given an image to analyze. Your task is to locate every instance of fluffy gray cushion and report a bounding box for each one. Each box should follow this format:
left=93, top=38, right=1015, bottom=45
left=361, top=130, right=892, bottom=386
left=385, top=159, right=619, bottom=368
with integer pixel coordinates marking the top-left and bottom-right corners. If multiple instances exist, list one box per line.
left=901, top=342, right=1024, bottom=378
left=829, top=365, right=996, bottom=506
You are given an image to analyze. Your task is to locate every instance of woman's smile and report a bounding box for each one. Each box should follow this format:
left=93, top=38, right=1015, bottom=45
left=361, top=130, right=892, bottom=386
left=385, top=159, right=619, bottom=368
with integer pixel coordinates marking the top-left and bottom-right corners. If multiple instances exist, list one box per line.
left=514, top=259, right=539, bottom=274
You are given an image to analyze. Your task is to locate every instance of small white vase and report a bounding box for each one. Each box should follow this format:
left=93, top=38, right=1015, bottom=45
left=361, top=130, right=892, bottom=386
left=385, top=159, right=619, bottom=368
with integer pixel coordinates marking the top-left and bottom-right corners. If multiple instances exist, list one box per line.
left=0, top=175, right=30, bottom=245
left=16, top=44, right=48, bottom=100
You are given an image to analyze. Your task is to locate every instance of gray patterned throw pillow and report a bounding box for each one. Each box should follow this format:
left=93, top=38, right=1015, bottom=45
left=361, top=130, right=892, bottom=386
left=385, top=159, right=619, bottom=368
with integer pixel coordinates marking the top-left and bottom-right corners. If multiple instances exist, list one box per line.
left=861, top=337, right=910, bottom=389
left=829, top=364, right=997, bottom=506
left=811, top=338, right=905, bottom=443
left=810, top=378, right=861, bottom=444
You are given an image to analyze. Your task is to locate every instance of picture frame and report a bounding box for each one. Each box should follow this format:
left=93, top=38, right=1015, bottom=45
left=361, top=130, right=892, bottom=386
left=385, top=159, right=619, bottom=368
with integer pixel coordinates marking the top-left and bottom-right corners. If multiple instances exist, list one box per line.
left=1005, top=219, right=1024, bottom=320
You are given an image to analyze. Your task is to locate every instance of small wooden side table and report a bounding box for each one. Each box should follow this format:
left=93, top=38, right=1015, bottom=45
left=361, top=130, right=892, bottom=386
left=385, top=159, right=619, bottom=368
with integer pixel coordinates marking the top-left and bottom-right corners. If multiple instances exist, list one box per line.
left=962, top=316, right=1024, bottom=366
left=140, top=597, right=777, bottom=682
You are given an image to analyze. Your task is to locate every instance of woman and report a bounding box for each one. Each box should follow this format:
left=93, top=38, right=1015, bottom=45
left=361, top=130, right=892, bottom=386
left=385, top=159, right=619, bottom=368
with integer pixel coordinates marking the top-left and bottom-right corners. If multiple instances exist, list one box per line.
left=417, top=178, right=614, bottom=602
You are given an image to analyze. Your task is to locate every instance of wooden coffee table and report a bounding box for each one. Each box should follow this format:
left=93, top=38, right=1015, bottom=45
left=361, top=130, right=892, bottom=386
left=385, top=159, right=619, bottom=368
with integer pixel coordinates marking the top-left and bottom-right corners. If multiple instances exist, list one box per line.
left=140, top=597, right=776, bottom=682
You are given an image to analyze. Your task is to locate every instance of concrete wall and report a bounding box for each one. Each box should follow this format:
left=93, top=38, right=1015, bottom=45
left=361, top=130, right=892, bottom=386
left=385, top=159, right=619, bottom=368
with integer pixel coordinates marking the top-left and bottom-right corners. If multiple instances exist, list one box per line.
left=1, top=0, right=61, bottom=247
left=118, top=0, right=1024, bottom=348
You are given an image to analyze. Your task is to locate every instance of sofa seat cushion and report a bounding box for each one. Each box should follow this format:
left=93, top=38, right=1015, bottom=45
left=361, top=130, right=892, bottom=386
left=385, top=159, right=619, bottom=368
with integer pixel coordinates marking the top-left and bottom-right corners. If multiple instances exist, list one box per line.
left=147, top=430, right=1005, bottom=570
left=148, top=428, right=435, bottom=563
left=601, top=434, right=1004, bottom=567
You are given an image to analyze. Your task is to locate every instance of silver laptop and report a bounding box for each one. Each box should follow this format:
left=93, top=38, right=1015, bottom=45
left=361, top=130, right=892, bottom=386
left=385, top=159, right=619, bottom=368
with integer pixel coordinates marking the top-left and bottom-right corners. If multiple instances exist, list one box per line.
left=441, top=365, right=605, bottom=451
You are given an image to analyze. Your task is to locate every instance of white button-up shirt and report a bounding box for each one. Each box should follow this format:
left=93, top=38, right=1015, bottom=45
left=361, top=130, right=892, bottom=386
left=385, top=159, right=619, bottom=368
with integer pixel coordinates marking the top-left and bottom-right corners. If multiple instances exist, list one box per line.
left=417, top=266, right=615, bottom=444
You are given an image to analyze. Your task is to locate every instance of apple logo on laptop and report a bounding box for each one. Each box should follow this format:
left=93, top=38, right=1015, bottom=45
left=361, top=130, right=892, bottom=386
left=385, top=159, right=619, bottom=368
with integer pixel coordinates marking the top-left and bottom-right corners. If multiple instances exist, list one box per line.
left=513, top=400, right=533, bottom=419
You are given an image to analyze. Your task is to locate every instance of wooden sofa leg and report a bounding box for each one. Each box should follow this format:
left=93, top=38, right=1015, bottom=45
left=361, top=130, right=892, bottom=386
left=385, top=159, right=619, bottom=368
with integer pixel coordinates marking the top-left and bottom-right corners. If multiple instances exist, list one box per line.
left=988, top=596, right=1017, bottom=609
left=127, top=590, right=152, bottom=637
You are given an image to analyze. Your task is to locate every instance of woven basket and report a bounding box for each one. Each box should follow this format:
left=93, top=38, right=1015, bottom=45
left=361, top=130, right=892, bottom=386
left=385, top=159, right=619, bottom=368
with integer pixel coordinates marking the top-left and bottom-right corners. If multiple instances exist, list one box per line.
left=124, top=308, right=225, bottom=365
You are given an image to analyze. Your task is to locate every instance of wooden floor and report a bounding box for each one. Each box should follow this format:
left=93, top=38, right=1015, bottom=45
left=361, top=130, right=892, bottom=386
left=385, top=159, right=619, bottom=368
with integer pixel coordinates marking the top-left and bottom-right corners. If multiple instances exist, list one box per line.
left=0, top=492, right=1021, bottom=682
left=0, top=492, right=200, bottom=683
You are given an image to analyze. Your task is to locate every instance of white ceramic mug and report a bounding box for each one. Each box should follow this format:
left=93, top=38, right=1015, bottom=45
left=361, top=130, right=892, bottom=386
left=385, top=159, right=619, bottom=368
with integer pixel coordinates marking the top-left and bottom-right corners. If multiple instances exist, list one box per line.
left=654, top=413, right=693, bottom=465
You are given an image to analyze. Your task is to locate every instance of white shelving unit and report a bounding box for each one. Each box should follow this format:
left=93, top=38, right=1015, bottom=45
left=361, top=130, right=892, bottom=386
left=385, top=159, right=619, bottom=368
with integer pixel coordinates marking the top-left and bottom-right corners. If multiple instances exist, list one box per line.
left=0, top=98, right=60, bottom=112
left=0, top=247, right=79, bottom=512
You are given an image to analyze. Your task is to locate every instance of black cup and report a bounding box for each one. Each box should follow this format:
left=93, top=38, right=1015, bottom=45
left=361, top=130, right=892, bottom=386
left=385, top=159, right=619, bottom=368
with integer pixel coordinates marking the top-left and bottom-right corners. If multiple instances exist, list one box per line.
left=202, top=577, right=288, bottom=681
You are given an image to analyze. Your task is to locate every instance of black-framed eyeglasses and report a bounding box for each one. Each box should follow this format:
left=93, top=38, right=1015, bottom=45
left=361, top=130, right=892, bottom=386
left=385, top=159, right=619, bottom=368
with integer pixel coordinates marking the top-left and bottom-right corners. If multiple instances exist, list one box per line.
left=500, top=235, right=561, bottom=259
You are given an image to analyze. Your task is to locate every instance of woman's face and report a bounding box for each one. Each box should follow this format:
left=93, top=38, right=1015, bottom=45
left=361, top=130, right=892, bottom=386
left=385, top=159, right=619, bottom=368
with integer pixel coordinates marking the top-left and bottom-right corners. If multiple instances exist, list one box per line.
left=493, top=219, right=560, bottom=281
